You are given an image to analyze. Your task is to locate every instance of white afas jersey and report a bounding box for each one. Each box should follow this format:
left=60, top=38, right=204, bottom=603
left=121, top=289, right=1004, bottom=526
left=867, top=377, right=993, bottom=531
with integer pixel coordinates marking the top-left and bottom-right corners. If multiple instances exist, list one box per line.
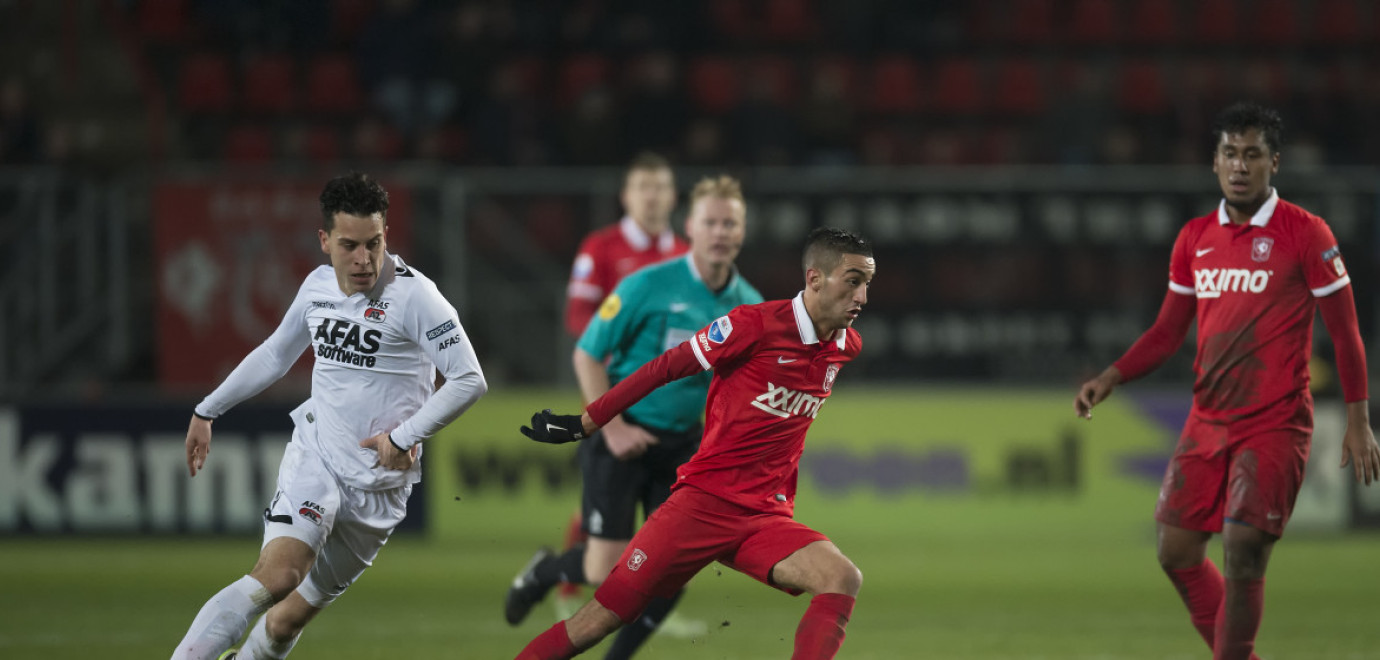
left=196, top=253, right=486, bottom=490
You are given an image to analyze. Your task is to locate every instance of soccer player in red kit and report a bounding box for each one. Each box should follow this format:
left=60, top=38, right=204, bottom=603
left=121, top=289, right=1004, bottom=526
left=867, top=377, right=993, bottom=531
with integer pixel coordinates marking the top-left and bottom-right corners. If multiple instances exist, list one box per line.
left=1074, top=102, right=1380, bottom=660
left=565, top=152, right=688, bottom=337
left=513, top=227, right=875, bottom=660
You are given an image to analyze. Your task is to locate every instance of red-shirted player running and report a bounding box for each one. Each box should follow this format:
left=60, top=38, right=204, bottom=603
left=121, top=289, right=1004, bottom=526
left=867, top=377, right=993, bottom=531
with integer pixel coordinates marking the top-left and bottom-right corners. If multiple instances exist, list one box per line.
left=1075, top=102, right=1380, bottom=660
left=514, top=227, right=875, bottom=660
left=565, top=152, right=688, bottom=337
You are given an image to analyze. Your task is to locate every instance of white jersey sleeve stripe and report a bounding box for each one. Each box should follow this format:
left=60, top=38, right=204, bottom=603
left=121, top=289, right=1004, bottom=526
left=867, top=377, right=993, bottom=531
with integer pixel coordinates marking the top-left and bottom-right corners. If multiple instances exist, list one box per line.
left=689, top=337, right=712, bottom=371
left=1311, top=275, right=1351, bottom=298
left=567, top=282, right=604, bottom=301
left=1168, top=280, right=1196, bottom=296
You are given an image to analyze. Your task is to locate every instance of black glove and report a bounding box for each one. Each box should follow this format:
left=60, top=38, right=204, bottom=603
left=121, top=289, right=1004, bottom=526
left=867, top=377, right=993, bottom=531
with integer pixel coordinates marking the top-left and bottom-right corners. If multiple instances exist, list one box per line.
left=520, top=409, right=588, bottom=444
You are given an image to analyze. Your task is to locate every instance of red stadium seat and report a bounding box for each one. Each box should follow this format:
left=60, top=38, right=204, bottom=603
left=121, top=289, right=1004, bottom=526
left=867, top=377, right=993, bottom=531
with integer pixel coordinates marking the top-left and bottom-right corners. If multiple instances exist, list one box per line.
left=1190, top=0, right=1238, bottom=45
left=993, top=57, right=1046, bottom=116
left=350, top=120, right=404, bottom=160
left=1237, top=59, right=1289, bottom=103
left=747, top=55, right=800, bottom=105
left=303, top=53, right=364, bottom=115
left=178, top=52, right=234, bottom=114
left=136, top=0, right=192, bottom=43
left=866, top=55, right=923, bottom=115
left=931, top=58, right=986, bottom=115
left=1311, top=0, right=1363, bottom=45
left=1065, top=0, right=1121, bottom=46
left=329, top=0, right=375, bottom=45
left=1007, top=0, right=1056, bottom=45
left=810, top=55, right=859, bottom=99
left=242, top=54, right=297, bottom=115
left=1248, top=0, right=1300, bottom=45
left=1116, top=60, right=1169, bottom=114
left=302, top=125, right=341, bottom=163
left=687, top=56, right=741, bottom=113
left=224, top=125, right=275, bottom=162
left=762, top=0, right=819, bottom=43
left=558, top=54, right=612, bottom=108
left=1126, top=0, right=1179, bottom=44
left=707, top=0, right=753, bottom=41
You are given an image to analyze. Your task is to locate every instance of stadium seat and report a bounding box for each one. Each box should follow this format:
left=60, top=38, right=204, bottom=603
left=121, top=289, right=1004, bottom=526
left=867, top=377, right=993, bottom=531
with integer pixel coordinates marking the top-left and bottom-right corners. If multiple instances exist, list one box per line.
left=1116, top=60, right=1169, bottom=115
left=1191, top=0, right=1238, bottom=45
left=762, top=0, right=819, bottom=43
left=992, top=57, right=1046, bottom=116
left=1237, top=59, right=1289, bottom=103
left=302, top=125, right=341, bottom=163
left=1065, top=0, right=1121, bottom=46
left=687, top=56, right=741, bottom=113
left=136, top=0, right=192, bottom=43
left=810, top=55, right=859, bottom=99
left=707, top=0, right=753, bottom=41
left=350, top=120, right=404, bottom=160
left=1006, top=0, right=1056, bottom=45
left=866, top=55, right=923, bottom=115
left=1247, top=0, right=1300, bottom=44
left=747, top=55, right=800, bottom=105
left=1311, top=0, right=1363, bottom=45
left=1125, top=0, right=1179, bottom=44
left=224, top=125, right=275, bottom=162
left=304, top=53, right=364, bottom=115
left=931, top=58, right=985, bottom=115
left=178, top=52, right=234, bottom=114
left=242, top=54, right=297, bottom=115
left=558, top=54, right=612, bottom=108
left=329, top=0, right=375, bottom=45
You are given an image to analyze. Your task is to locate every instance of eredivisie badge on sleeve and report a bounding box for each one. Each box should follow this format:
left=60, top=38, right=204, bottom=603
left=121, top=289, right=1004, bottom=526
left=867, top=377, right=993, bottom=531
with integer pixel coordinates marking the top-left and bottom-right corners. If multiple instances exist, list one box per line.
left=1322, top=246, right=1346, bottom=277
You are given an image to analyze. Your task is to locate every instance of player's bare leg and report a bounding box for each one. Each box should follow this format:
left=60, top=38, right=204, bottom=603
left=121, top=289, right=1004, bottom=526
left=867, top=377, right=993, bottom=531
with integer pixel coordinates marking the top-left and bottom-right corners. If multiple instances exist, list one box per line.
left=1215, top=522, right=1276, bottom=660
left=239, top=591, right=322, bottom=659
left=770, top=540, right=863, bottom=660
left=171, top=538, right=314, bottom=659
left=515, top=599, right=623, bottom=660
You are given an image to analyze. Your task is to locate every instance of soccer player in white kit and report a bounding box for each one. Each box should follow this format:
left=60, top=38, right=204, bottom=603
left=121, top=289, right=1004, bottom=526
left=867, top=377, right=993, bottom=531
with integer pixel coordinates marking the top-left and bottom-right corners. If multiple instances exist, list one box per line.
left=170, top=173, right=487, bottom=660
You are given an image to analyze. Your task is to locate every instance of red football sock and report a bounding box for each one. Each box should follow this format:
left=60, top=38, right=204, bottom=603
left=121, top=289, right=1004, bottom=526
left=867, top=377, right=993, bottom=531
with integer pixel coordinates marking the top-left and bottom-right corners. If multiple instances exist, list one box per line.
left=515, top=621, right=579, bottom=660
left=1165, top=559, right=1225, bottom=649
left=791, top=593, right=855, bottom=660
left=1213, top=578, right=1265, bottom=660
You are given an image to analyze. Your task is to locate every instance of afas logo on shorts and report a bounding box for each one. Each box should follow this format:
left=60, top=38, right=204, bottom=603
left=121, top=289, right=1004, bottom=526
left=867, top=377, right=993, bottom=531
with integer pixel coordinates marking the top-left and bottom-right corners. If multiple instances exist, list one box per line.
left=627, top=549, right=648, bottom=571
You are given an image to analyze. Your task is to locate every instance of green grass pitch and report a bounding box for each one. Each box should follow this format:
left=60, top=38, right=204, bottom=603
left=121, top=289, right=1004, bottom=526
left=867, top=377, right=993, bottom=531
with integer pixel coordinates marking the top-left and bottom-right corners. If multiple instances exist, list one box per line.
left=3, top=493, right=1378, bottom=659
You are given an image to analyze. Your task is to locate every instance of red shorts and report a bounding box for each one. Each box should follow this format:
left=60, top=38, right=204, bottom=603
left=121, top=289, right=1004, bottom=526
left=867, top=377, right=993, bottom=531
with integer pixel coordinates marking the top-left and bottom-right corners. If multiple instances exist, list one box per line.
left=593, top=485, right=828, bottom=623
left=1154, top=414, right=1310, bottom=537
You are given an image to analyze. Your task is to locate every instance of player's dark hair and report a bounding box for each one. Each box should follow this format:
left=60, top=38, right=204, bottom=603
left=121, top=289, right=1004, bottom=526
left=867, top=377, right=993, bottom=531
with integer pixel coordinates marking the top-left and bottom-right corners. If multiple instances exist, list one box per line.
left=1211, top=102, right=1284, bottom=155
left=803, top=227, right=872, bottom=274
left=627, top=151, right=671, bottom=175
left=320, top=172, right=389, bottom=232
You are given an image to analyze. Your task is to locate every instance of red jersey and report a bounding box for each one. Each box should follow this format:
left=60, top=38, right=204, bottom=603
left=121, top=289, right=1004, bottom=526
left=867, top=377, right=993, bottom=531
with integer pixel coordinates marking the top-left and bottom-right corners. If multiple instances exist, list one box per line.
left=587, top=294, right=862, bottom=516
left=565, top=216, right=688, bottom=336
left=1167, top=190, right=1351, bottom=428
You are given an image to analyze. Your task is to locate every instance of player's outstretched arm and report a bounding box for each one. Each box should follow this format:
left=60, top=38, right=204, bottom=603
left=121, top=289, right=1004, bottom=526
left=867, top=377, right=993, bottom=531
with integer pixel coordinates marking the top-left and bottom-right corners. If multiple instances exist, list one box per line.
left=1074, top=366, right=1122, bottom=420
left=185, top=415, right=213, bottom=477
left=1340, top=401, right=1380, bottom=485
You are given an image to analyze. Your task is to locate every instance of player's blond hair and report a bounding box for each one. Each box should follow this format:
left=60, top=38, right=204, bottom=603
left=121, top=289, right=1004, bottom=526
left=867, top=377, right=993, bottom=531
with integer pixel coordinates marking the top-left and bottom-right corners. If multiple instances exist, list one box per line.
left=689, top=175, right=744, bottom=205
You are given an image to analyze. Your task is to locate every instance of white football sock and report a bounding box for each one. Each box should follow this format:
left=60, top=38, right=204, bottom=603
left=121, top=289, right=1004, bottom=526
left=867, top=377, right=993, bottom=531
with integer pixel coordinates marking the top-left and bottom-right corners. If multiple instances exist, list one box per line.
left=239, top=614, right=301, bottom=659
left=170, top=575, right=274, bottom=660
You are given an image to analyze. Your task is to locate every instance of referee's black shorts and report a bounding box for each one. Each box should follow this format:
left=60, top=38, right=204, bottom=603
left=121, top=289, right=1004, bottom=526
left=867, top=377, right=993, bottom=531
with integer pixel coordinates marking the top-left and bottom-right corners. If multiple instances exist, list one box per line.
left=577, top=415, right=701, bottom=540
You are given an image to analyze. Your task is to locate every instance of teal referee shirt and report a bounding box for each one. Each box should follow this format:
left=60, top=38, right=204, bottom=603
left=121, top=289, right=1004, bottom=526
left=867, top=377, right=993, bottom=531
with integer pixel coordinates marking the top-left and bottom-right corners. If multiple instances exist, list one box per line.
left=577, top=254, right=763, bottom=433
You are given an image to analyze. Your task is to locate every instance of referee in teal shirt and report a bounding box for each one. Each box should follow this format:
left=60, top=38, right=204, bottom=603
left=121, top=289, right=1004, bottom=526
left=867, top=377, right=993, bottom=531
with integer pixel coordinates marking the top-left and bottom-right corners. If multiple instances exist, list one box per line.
left=505, top=176, right=762, bottom=659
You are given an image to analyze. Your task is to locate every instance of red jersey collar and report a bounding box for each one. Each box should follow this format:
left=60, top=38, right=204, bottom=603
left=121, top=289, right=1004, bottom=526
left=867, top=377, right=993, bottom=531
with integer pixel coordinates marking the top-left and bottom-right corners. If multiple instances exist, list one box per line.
left=1217, top=188, right=1279, bottom=227
left=619, top=216, right=677, bottom=253
left=792, top=292, right=847, bottom=348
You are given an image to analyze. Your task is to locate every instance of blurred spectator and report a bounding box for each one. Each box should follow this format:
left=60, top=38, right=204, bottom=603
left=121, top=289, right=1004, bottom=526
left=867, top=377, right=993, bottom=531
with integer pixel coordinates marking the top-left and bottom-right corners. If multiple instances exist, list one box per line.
left=1037, top=62, right=1114, bottom=165
left=680, top=118, right=724, bottom=167
left=727, top=75, right=796, bottom=166
left=0, top=78, right=43, bottom=164
left=469, top=58, right=550, bottom=165
left=562, top=87, right=621, bottom=165
left=797, top=64, right=859, bottom=166
left=436, top=3, right=500, bottom=121
left=357, top=0, right=455, bottom=136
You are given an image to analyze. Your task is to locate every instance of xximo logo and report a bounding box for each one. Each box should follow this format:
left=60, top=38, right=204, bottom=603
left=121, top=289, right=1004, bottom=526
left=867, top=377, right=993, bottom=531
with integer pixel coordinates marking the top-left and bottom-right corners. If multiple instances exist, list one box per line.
left=1194, top=268, right=1271, bottom=299
left=751, top=383, right=826, bottom=419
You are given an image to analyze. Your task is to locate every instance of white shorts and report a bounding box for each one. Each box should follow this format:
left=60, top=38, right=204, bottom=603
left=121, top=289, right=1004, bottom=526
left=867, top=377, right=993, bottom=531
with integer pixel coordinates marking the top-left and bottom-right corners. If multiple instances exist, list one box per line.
left=262, top=434, right=411, bottom=608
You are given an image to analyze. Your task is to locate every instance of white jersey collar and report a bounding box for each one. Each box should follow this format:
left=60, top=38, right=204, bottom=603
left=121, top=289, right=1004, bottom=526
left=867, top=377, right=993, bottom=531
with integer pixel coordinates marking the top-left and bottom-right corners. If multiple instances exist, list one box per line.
left=1218, top=188, right=1279, bottom=227
left=791, top=292, right=847, bottom=348
left=620, top=216, right=677, bottom=252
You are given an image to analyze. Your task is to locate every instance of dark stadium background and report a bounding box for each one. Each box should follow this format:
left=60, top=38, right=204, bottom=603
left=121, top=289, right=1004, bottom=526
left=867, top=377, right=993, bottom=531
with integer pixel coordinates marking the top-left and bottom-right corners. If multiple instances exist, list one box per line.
left=3, top=2, right=1379, bottom=658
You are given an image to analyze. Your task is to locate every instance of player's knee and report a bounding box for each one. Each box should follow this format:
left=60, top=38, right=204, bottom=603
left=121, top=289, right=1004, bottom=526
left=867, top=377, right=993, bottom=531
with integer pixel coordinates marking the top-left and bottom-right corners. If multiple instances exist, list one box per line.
left=1221, top=541, right=1270, bottom=579
left=822, top=557, right=863, bottom=597
left=264, top=611, right=305, bottom=642
left=250, top=566, right=306, bottom=601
